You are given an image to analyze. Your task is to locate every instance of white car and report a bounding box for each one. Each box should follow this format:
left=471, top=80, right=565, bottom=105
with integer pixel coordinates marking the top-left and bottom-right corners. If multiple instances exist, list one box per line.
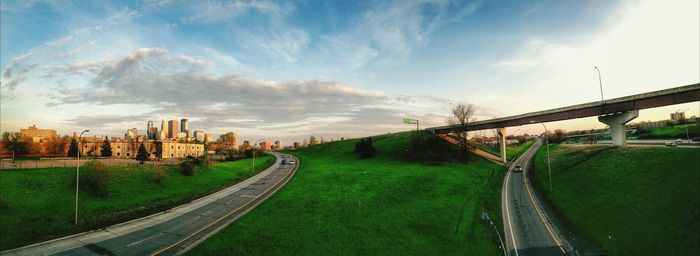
left=675, top=139, right=683, bottom=144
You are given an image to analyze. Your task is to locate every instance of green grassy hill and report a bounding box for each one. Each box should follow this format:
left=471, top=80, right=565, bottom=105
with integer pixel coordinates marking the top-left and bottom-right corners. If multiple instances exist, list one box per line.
left=189, top=132, right=505, bottom=255
left=634, top=123, right=699, bottom=139
left=0, top=155, right=275, bottom=250
left=530, top=145, right=700, bottom=255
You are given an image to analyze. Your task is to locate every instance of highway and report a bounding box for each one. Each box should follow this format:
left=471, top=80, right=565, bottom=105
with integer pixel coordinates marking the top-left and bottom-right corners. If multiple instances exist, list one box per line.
left=501, top=139, right=572, bottom=256
left=1, top=152, right=298, bottom=256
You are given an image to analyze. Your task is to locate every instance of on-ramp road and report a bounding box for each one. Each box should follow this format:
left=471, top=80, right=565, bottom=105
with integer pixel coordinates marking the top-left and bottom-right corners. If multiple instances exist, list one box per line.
left=1, top=152, right=298, bottom=256
left=502, top=139, right=573, bottom=256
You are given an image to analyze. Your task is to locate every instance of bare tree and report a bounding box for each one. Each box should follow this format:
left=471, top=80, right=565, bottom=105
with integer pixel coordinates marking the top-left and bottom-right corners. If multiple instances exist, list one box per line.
left=447, top=103, right=476, bottom=162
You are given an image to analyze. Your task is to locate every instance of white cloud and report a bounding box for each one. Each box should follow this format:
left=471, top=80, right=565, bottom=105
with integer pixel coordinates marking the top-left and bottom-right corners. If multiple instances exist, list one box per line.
left=490, top=0, right=699, bottom=108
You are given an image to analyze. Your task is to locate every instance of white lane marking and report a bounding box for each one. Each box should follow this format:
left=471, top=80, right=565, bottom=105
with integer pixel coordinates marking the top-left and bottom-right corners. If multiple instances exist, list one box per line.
left=504, top=161, right=519, bottom=256
left=127, top=234, right=156, bottom=247
left=522, top=142, right=566, bottom=253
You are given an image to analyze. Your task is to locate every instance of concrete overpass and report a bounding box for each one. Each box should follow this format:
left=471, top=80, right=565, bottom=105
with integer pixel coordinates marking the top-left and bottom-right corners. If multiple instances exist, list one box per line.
left=427, top=83, right=700, bottom=163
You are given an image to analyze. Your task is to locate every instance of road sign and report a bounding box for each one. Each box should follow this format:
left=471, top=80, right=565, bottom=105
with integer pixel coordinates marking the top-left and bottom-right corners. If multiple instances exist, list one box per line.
left=403, top=118, right=418, bottom=124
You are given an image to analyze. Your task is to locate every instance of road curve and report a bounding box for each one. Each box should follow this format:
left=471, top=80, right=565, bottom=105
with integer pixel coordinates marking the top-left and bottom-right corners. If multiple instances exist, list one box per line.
left=1, top=152, right=298, bottom=256
left=501, top=139, right=572, bottom=256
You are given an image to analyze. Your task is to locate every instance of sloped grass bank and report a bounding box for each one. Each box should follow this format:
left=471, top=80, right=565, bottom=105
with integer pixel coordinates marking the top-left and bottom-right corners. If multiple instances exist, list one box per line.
left=190, top=132, right=505, bottom=255
left=0, top=155, right=275, bottom=250
left=531, top=145, right=700, bottom=255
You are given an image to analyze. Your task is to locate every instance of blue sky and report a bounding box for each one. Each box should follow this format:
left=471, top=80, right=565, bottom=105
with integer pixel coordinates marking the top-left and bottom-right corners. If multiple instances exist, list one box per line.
left=1, top=0, right=698, bottom=143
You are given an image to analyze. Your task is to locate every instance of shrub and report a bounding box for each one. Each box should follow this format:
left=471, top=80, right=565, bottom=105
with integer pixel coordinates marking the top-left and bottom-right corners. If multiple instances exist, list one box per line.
left=354, top=137, right=375, bottom=159
left=151, top=165, right=168, bottom=184
left=405, top=132, right=458, bottom=163
left=80, top=160, right=111, bottom=197
left=180, top=161, right=195, bottom=176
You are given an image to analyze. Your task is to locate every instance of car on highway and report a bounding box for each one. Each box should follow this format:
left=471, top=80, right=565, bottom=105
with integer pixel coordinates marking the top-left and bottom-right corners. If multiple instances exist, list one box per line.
left=665, top=141, right=677, bottom=147
left=288, top=160, right=295, bottom=164
left=281, top=160, right=287, bottom=164
left=675, top=138, right=683, bottom=144
left=513, top=164, right=523, bottom=172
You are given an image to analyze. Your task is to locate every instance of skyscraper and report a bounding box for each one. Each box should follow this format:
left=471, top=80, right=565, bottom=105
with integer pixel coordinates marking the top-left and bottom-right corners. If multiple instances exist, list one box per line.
left=168, top=120, right=179, bottom=139
left=147, top=121, right=154, bottom=140
left=161, top=120, right=168, bottom=139
left=180, top=119, right=189, bottom=134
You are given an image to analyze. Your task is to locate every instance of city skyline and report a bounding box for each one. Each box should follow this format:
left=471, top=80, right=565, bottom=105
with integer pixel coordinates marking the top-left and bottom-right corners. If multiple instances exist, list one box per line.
left=1, top=0, right=698, bottom=143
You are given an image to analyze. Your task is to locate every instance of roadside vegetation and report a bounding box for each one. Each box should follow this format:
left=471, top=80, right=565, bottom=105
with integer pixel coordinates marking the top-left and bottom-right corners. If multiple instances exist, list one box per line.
left=0, top=155, right=275, bottom=250
left=632, top=123, right=699, bottom=140
left=530, top=144, right=700, bottom=255
left=473, top=139, right=535, bottom=160
left=189, top=131, right=506, bottom=255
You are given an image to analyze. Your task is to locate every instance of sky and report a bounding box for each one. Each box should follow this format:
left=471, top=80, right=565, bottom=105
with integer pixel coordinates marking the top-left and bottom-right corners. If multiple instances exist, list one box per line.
left=1, top=0, right=698, bottom=143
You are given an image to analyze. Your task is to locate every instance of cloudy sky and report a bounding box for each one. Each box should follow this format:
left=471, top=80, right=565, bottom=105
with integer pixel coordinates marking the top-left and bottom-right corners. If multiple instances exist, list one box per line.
left=1, top=0, right=698, bottom=143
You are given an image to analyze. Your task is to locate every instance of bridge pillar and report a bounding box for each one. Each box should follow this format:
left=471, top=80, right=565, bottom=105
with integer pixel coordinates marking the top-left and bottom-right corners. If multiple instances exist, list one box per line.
left=598, top=110, right=639, bottom=146
left=497, top=127, right=507, bottom=163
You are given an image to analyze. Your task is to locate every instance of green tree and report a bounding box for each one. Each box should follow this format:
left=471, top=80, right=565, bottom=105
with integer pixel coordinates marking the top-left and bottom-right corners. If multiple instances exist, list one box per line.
left=67, top=138, right=79, bottom=157
left=100, top=136, right=113, bottom=157
left=155, top=141, right=163, bottom=160
left=1, top=132, right=29, bottom=156
left=136, top=143, right=150, bottom=163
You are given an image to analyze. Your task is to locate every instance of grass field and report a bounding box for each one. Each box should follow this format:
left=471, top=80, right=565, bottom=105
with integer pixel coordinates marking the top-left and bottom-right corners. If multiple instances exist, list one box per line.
left=474, top=140, right=534, bottom=160
left=189, top=132, right=506, bottom=255
left=635, top=123, right=699, bottom=140
left=530, top=144, right=700, bottom=255
left=0, top=155, right=275, bottom=250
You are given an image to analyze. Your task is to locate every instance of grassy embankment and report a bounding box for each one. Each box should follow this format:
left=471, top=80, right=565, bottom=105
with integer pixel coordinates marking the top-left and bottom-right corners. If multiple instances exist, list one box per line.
left=633, top=123, right=699, bottom=140
left=475, top=140, right=534, bottom=160
left=0, top=155, right=275, bottom=250
left=189, top=132, right=506, bottom=255
left=530, top=144, right=699, bottom=255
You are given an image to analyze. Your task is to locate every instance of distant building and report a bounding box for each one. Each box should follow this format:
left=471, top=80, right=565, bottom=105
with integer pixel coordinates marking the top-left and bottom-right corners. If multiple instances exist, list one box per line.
left=178, top=132, right=187, bottom=141
left=274, top=140, right=282, bottom=150
left=671, top=111, right=686, bottom=122
left=194, top=130, right=205, bottom=142
left=261, top=140, right=272, bottom=151
left=204, top=133, right=213, bottom=143
left=309, top=136, right=319, bottom=145
left=161, top=120, right=169, bottom=139
left=168, top=120, right=179, bottom=139
left=149, top=127, right=158, bottom=140
left=125, top=128, right=139, bottom=140
left=180, top=119, right=189, bottom=134
left=293, top=142, right=301, bottom=149
left=81, top=141, right=204, bottom=159
left=147, top=121, right=154, bottom=139
left=20, top=125, right=57, bottom=141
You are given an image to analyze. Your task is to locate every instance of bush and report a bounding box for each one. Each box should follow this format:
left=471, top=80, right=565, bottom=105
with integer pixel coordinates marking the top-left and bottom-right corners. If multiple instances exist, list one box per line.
left=354, top=137, right=375, bottom=159
left=180, top=161, right=195, bottom=176
left=151, top=165, right=168, bottom=184
left=80, top=160, right=111, bottom=197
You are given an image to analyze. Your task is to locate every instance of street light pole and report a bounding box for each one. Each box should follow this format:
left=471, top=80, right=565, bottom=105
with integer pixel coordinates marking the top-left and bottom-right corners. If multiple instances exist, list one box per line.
left=75, top=129, right=89, bottom=226
left=594, top=67, right=604, bottom=102
left=678, top=109, right=691, bottom=143
left=531, top=121, right=552, bottom=193
left=251, top=139, right=265, bottom=172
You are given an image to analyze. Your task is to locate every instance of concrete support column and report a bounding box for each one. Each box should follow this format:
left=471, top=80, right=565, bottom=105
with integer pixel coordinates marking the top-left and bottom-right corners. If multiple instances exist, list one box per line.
left=598, top=110, right=639, bottom=146
left=497, top=127, right=507, bottom=163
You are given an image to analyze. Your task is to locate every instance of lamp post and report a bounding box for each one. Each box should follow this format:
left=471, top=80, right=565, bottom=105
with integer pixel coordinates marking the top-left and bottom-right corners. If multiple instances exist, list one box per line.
left=251, top=139, right=265, bottom=172
left=75, top=129, right=89, bottom=226
left=530, top=121, right=552, bottom=193
left=8, top=134, right=15, bottom=164
left=594, top=67, right=604, bottom=102
left=677, top=109, right=691, bottom=143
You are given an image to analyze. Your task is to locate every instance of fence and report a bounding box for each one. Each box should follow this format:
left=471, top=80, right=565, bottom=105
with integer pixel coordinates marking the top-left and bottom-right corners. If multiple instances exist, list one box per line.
left=0, top=158, right=183, bottom=170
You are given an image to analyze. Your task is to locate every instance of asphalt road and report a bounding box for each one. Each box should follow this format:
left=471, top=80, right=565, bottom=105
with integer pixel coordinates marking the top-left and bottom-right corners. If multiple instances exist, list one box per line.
left=501, top=139, right=571, bottom=256
left=1, top=152, right=298, bottom=256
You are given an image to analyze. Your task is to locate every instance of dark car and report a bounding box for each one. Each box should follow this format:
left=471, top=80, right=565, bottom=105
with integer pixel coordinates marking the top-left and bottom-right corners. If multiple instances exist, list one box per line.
left=514, top=164, right=523, bottom=172
left=281, top=160, right=287, bottom=164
